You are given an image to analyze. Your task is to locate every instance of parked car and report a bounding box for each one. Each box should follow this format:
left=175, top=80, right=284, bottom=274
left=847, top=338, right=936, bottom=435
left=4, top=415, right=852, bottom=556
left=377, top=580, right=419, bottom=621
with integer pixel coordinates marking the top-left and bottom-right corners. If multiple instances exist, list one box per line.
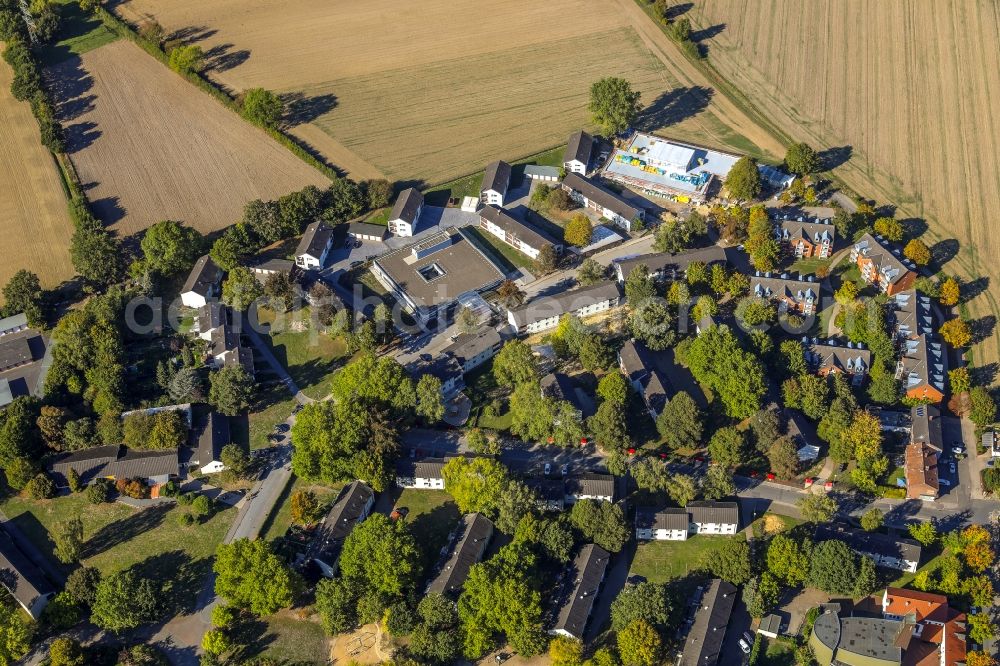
left=743, top=632, right=755, bottom=645
left=949, top=462, right=957, bottom=474
left=560, top=464, right=569, bottom=477
left=738, top=639, right=751, bottom=654
left=940, top=478, right=952, bottom=487
left=544, top=463, right=552, bottom=476
left=355, top=240, right=362, bottom=249
left=952, top=446, right=965, bottom=455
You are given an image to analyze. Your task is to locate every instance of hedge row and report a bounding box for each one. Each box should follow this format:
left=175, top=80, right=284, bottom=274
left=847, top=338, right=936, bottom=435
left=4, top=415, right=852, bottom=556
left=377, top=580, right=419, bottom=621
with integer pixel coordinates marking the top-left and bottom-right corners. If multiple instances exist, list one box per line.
left=0, top=8, right=66, bottom=153
left=93, top=6, right=340, bottom=182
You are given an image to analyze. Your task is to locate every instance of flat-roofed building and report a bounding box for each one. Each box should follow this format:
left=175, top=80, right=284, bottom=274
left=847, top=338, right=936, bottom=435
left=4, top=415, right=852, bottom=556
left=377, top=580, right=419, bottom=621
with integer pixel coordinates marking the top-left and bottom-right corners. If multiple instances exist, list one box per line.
left=549, top=544, right=610, bottom=639
left=371, top=229, right=506, bottom=325
left=602, top=133, right=741, bottom=205
left=507, top=281, right=621, bottom=334
left=425, top=513, right=493, bottom=597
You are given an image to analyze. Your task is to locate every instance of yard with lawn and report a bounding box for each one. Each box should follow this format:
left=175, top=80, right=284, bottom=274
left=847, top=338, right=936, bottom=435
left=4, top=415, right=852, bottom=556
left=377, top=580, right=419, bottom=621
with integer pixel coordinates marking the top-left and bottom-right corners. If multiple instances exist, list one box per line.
left=392, top=489, right=461, bottom=576
left=464, top=226, right=533, bottom=273
left=247, top=380, right=298, bottom=449
left=0, top=493, right=233, bottom=606
left=629, top=533, right=746, bottom=584
left=464, top=361, right=514, bottom=431
left=252, top=613, right=329, bottom=664
left=260, top=477, right=344, bottom=545
left=789, top=256, right=833, bottom=276
left=257, top=306, right=350, bottom=400
left=758, top=636, right=797, bottom=666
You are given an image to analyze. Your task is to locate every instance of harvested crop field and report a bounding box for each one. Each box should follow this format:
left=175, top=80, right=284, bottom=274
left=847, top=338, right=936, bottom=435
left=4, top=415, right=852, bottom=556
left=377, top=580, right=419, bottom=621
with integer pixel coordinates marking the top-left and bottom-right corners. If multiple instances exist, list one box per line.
left=0, top=58, right=74, bottom=292
left=48, top=40, right=329, bottom=239
left=683, top=0, right=1000, bottom=369
left=115, top=0, right=784, bottom=184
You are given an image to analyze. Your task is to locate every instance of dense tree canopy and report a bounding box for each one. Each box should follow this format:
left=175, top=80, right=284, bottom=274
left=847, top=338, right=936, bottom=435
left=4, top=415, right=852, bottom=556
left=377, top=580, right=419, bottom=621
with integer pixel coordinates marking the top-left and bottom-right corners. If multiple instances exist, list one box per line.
left=340, top=513, right=422, bottom=596
left=140, top=220, right=203, bottom=276
left=91, top=569, right=160, bottom=632
left=724, top=156, right=762, bottom=200
left=214, top=539, right=300, bottom=616
left=681, top=325, right=765, bottom=418
left=784, top=142, right=818, bottom=175
left=588, top=77, right=641, bottom=135
left=209, top=366, right=255, bottom=416
left=808, top=540, right=858, bottom=595
left=569, top=499, right=629, bottom=553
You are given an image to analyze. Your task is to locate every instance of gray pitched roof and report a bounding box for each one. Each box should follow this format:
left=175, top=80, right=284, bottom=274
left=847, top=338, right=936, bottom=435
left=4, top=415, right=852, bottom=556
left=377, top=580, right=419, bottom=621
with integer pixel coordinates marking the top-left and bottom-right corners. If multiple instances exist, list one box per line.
left=910, top=404, right=943, bottom=451
left=565, top=473, right=615, bottom=499
left=0, top=379, right=12, bottom=408
left=181, top=255, right=222, bottom=297
left=347, top=222, right=388, bottom=239
left=441, top=327, right=502, bottom=366
left=778, top=218, right=835, bottom=246
left=194, top=411, right=231, bottom=466
left=396, top=457, right=447, bottom=480
left=0, top=524, right=54, bottom=616
left=804, top=339, right=872, bottom=374
left=508, top=281, right=621, bottom=328
left=679, top=579, right=738, bottom=666
left=551, top=544, right=610, bottom=639
left=482, top=160, right=511, bottom=195
left=48, top=445, right=122, bottom=486
left=389, top=188, right=424, bottom=224
left=0, top=336, right=32, bottom=371
left=426, top=513, right=494, bottom=596
left=197, top=302, right=226, bottom=334
left=313, top=481, right=375, bottom=567
left=853, top=233, right=914, bottom=285
left=892, top=289, right=935, bottom=339
left=105, top=448, right=179, bottom=480
left=0, top=313, right=28, bottom=336
left=562, top=172, right=640, bottom=221
left=751, top=272, right=821, bottom=303
left=614, top=245, right=730, bottom=282
left=898, top=334, right=948, bottom=395
left=295, top=221, right=333, bottom=260
left=479, top=205, right=559, bottom=249
left=814, top=523, right=922, bottom=564
left=249, top=258, right=295, bottom=275
left=48, top=445, right=179, bottom=485
left=564, top=130, right=594, bottom=165
left=687, top=501, right=739, bottom=526
left=635, top=506, right=689, bottom=531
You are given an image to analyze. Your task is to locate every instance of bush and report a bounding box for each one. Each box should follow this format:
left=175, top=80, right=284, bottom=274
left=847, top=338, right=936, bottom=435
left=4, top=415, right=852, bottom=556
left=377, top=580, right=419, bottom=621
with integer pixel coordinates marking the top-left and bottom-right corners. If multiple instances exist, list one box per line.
left=42, top=591, right=82, bottom=630
left=177, top=512, right=195, bottom=527
left=25, top=473, right=56, bottom=499
left=86, top=478, right=114, bottom=504
left=983, top=468, right=1000, bottom=495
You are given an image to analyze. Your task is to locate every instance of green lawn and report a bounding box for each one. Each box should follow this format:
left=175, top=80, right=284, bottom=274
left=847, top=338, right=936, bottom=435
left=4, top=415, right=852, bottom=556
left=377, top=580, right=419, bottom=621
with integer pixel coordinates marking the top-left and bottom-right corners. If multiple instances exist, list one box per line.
left=260, top=477, right=344, bottom=545
left=629, top=533, right=746, bottom=583
left=37, top=0, right=119, bottom=66
left=464, top=226, right=531, bottom=272
left=365, top=208, right=390, bottom=226
left=251, top=614, right=329, bottom=664
left=1, top=493, right=233, bottom=608
left=789, top=256, right=833, bottom=276
left=891, top=551, right=946, bottom=589
left=424, top=145, right=565, bottom=207
left=247, top=381, right=298, bottom=450
left=258, top=306, right=350, bottom=400
left=759, top=637, right=797, bottom=666
left=393, top=489, right=461, bottom=574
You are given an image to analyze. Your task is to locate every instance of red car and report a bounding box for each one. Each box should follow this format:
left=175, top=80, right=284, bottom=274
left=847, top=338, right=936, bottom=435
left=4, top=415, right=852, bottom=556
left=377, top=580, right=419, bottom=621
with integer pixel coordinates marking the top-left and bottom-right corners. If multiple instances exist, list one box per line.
left=627, top=447, right=636, bottom=456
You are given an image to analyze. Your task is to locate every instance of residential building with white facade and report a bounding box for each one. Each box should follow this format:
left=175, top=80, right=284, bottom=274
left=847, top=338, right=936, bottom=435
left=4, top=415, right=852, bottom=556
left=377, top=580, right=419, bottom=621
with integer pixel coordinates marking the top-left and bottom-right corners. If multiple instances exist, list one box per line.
left=507, top=281, right=621, bottom=334
left=395, top=458, right=446, bottom=490
left=295, top=221, right=334, bottom=270
left=388, top=188, right=423, bottom=237
left=180, top=255, right=223, bottom=309
left=480, top=160, right=511, bottom=206
left=563, top=130, right=594, bottom=175
left=478, top=205, right=562, bottom=260
left=561, top=172, right=644, bottom=232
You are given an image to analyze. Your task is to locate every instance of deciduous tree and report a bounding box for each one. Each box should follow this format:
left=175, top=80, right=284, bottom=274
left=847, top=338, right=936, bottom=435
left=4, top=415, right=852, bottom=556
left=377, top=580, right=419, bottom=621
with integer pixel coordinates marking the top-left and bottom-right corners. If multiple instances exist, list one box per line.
left=588, top=77, right=641, bottom=136
left=617, top=619, right=661, bottom=666
left=340, top=513, right=422, bottom=596
left=564, top=214, right=593, bottom=247
left=214, top=539, right=300, bottom=616
left=940, top=318, right=972, bottom=348
left=140, top=220, right=203, bottom=276
left=241, top=88, right=285, bottom=128
left=655, top=391, right=702, bottom=449
left=209, top=366, right=255, bottom=415
left=784, top=142, right=818, bottom=175
left=724, top=156, right=762, bottom=200
left=903, top=238, right=931, bottom=266
left=569, top=499, right=629, bottom=553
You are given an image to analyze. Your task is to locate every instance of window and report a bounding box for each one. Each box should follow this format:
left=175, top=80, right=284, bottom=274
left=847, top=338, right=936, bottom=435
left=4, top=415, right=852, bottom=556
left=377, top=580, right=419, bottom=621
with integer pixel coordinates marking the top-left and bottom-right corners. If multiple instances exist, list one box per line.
left=417, top=263, right=446, bottom=282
